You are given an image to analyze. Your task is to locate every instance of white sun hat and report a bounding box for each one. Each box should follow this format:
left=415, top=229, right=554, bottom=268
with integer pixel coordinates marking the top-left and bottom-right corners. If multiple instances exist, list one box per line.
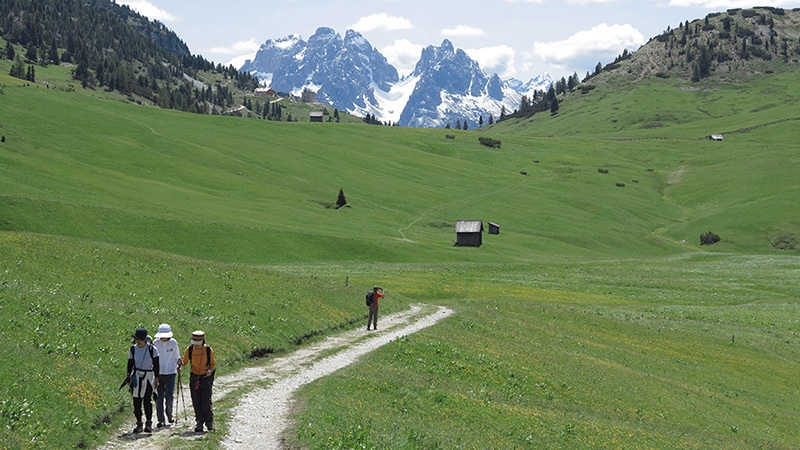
left=154, top=323, right=173, bottom=339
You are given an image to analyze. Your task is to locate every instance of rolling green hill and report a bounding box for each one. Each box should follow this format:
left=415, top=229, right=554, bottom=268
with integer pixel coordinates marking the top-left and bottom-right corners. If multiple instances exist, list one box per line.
left=494, top=7, right=800, bottom=138
left=1, top=7, right=800, bottom=449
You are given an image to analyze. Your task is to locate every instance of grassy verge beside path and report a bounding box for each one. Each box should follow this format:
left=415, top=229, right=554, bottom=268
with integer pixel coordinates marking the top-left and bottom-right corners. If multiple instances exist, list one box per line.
left=287, top=256, right=800, bottom=449
left=0, top=232, right=389, bottom=449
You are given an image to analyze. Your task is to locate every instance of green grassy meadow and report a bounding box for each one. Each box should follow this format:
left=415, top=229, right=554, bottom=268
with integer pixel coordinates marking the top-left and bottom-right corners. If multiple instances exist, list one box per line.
left=1, top=61, right=800, bottom=449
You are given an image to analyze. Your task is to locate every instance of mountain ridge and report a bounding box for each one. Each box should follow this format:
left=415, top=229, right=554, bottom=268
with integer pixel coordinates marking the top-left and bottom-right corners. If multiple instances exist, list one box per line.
left=241, top=28, right=551, bottom=127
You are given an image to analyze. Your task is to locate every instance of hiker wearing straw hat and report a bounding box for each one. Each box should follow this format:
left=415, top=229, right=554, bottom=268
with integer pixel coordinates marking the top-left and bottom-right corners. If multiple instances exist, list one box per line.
left=153, top=323, right=180, bottom=428
left=127, top=327, right=160, bottom=433
left=179, top=330, right=217, bottom=432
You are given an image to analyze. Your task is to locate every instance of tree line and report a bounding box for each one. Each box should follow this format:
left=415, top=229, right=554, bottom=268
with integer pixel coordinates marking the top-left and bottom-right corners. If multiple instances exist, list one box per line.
left=1, top=0, right=259, bottom=114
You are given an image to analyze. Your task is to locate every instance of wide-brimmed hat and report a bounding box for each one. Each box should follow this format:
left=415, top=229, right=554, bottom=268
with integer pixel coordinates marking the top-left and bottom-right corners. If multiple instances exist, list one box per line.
left=154, top=323, right=173, bottom=339
left=132, top=328, right=148, bottom=341
left=191, top=330, right=206, bottom=340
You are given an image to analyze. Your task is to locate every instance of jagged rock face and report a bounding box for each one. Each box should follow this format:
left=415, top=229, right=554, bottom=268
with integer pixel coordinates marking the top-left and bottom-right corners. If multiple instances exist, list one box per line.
left=241, top=34, right=306, bottom=88
left=242, top=29, right=552, bottom=128
left=399, top=40, right=508, bottom=128
left=241, top=27, right=398, bottom=111
left=314, top=29, right=399, bottom=110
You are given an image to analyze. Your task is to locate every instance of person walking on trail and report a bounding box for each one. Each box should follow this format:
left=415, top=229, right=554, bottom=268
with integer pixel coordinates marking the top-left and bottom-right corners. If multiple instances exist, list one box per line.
left=127, top=327, right=160, bottom=433
left=366, top=286, right=384, bottom=331
left=179, top=330, right=217, bottom=432
left=153, top=323, right=180, bottom=428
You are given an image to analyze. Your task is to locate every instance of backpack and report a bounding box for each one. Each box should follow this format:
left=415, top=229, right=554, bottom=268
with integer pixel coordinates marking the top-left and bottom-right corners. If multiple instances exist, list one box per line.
left=366, top=291, right=375, bottom=306
left=129, top=343, right=155, bottom=365
left=187, top=344, right=214, bottom=375
left=129, top=344, right=155, bottom=387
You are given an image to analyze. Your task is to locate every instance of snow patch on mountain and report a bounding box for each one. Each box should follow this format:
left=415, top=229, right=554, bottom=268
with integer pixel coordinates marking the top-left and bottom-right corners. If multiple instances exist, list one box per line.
left=367, top=75, right=420, bottom=125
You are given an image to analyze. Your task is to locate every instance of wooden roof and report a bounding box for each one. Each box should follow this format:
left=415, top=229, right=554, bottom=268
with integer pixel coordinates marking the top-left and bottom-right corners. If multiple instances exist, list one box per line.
left=455, top=220, right=483, bottom=233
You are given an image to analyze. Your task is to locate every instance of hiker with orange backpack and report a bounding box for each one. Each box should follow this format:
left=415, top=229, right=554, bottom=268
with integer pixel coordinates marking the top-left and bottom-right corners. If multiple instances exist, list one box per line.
left=179, top=330, right=216, bottom=432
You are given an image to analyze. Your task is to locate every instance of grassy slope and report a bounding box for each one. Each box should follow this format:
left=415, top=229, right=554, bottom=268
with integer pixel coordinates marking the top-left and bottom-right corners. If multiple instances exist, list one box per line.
left=1, top=79, right=692, bottom=263
left=1, top=53, right=800, bottom=449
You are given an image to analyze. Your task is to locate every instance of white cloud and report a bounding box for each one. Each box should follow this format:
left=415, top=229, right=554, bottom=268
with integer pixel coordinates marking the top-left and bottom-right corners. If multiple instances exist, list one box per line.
left=350, top=13, right=413, bottom=33
left=210, top=39, right=260, bottom=69
left=465, top=45, right=516, bottom=77
left=505, top=0, right=616, bottom=3
left=533, top=23, right=645, bottom=69
left=227, top=53, right=255, bottom=70
left=669, top=0, right=795, bottom=7
left=209, top=39, right=261, bottom=55
left=441, top=25, right=486, bottom=37
left=117, top=1, right=176, bottom=22
left=381, top=39, right=424, bottom=76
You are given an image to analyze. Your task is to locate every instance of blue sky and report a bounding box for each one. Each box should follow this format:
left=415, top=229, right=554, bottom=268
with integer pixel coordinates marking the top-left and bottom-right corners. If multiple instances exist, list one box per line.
left=119, top=0, right=800, bottom=82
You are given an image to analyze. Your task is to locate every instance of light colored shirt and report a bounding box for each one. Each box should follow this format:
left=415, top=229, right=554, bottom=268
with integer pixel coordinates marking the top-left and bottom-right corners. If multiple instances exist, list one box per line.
left=130, top=343, right=158, bottom=371
left=153, top=338, right=180, bottom=375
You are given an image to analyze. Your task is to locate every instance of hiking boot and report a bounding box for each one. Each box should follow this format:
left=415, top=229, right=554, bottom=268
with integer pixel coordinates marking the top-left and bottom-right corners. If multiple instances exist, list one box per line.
left=194, top=423, right=204, bottom=433
left=144, top=421, right=152, bottom=433
left=133, top=422, right=143, bottom=433
left=206, top=422, right=214, bottom=431
left=157, top=422, right=164, bottom=428
left=167, top=415, right=174, bottom=423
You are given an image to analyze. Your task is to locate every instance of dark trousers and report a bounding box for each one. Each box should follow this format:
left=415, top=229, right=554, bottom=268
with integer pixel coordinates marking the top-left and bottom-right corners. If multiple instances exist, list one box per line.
left=156, top=373, right=176, bottom=423
left=189, top=373, right=214, bottom=426
left=132, top=383, right=153, bottom=423
left=368, top=307, right=379, bottom=329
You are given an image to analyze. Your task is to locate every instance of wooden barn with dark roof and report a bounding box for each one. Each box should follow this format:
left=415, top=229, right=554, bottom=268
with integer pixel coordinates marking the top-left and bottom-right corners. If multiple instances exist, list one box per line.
left=455, top=220, right=483, bottom=247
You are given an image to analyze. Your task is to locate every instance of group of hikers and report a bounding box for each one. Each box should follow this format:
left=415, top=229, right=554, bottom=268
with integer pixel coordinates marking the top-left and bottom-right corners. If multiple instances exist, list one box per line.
left=125, top=324, right=216, bottom=434
left=124, top=285, right=385, bottom=436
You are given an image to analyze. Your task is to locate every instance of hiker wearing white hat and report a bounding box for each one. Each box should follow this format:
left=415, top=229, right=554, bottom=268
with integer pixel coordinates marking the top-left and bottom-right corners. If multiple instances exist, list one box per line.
left=153, top=323, right=180, bottom=427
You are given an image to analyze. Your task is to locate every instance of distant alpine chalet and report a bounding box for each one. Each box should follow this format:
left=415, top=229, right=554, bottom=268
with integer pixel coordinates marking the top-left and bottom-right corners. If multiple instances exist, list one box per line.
left=241, top=27, right=552, bottom=128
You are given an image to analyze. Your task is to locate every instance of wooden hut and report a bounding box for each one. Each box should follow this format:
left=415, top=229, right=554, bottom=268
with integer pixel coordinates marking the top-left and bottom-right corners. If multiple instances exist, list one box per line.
left=488, top=222, right=500, bottom=235
left=309, top=111, right=324, bottom=122
left=455, top=220, right=483, bottom=247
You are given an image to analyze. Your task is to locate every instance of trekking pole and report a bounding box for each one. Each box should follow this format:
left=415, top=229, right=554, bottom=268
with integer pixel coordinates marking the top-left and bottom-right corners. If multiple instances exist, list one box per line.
left=178, top=368, right=187, bottom=423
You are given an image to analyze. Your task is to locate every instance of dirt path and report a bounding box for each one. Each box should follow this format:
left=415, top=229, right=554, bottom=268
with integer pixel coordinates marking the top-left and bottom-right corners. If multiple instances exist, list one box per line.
left=99, top=304, right=454, bottom=450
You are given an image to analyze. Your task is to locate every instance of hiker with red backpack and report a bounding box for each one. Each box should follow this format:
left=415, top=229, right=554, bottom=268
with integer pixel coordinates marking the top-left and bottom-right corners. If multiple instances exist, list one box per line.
left=179, top=330, right=217, bottom=432
left=366, top=286, right=384, bottom=331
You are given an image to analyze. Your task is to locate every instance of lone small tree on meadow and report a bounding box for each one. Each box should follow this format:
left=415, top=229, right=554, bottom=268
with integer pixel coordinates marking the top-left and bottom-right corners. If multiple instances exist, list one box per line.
left=700, top=231, right=720, bottom=245
left=336, top=188, right=347, bottom=209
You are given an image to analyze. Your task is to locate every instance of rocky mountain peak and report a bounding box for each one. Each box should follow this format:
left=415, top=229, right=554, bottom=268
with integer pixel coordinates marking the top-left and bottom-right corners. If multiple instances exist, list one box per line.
left=242, top=28, right=549, bottom=127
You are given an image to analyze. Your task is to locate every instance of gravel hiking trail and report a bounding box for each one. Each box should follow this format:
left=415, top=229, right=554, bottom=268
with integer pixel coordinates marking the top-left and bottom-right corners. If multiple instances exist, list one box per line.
left=99, top=304, right=454, bottom=450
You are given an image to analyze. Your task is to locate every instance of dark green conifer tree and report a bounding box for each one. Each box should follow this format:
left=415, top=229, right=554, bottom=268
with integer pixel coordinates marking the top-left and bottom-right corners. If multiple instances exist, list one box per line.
left=9, top=56, right=25, bottom=79
left=550, top=96, right=559, bottom=114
